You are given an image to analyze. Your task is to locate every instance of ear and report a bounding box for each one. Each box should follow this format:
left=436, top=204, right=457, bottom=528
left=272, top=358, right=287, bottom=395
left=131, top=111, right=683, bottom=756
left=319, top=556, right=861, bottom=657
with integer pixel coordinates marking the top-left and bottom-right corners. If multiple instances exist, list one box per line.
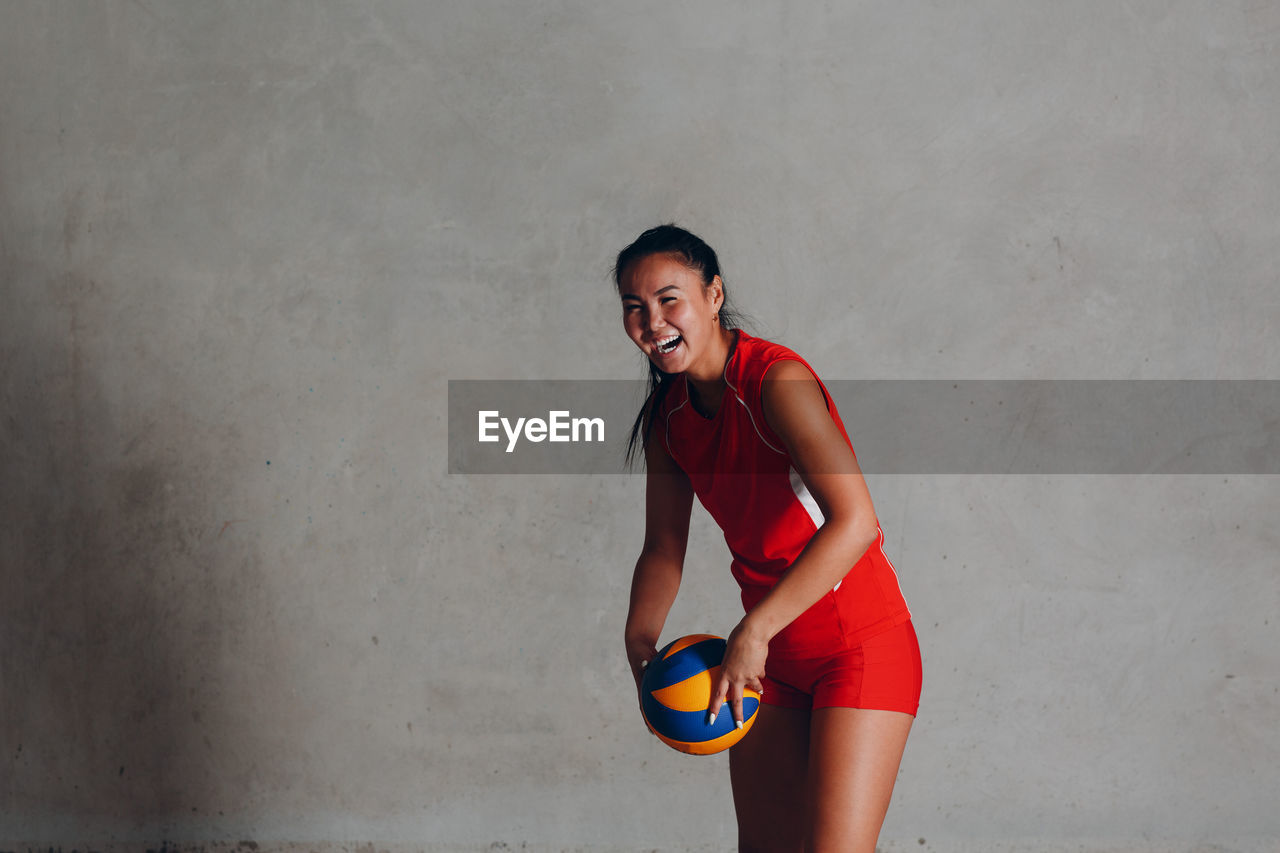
left=709, top=275, right=725, bottom=311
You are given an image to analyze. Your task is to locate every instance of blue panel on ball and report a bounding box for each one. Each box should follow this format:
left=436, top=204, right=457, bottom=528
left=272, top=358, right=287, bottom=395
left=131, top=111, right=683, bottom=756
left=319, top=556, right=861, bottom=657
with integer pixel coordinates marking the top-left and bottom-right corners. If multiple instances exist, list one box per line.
left=642, top=690, right=761, bottom=745
left=646, top=638, right=727, bottom=690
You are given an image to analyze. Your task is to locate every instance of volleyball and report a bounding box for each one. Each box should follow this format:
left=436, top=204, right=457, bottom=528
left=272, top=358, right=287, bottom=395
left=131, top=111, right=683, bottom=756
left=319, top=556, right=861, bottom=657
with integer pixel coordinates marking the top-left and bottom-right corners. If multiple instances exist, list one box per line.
left=640, top=633, right=761, bottom=755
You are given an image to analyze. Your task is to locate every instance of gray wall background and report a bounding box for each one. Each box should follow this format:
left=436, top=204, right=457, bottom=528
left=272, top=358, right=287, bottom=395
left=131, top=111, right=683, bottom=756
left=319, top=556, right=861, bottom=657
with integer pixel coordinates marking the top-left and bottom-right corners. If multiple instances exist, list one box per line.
left=2, top=2, right=1278, bottom=851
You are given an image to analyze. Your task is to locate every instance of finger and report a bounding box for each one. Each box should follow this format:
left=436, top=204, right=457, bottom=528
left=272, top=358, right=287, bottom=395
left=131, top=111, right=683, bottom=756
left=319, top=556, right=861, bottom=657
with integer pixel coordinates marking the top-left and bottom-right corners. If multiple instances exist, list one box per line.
left=707, top=675, right=729, bottom=724
left=747, top=677, right=765, bottom=696
left=729, top=685, right=744, bottom=728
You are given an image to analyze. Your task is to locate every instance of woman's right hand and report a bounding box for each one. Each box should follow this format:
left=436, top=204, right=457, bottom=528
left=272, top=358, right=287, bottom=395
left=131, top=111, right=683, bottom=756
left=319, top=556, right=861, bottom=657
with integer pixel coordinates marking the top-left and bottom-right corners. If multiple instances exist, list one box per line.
left=626, top=636, right=659, bottom=702
left=624, top=426, right=694, bottom=726
left=625, top=637, right=660, bottom=737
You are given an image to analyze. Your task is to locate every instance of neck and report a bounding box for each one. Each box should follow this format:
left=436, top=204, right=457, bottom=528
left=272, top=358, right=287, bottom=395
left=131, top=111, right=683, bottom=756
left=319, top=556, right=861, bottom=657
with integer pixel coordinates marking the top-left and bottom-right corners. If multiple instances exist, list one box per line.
left=685, top=327, right=737, bottom=397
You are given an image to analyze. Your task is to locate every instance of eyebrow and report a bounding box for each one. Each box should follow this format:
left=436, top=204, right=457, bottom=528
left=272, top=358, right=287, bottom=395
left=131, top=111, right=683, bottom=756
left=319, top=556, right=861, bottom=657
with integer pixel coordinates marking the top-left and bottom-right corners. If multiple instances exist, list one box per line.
left=620, top=285, right=680, bottom=301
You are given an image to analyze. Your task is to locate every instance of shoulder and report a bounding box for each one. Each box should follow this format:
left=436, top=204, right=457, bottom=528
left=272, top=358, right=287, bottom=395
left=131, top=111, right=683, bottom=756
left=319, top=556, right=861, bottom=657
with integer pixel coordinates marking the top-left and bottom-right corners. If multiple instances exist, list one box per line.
left=761, top=359, right=827, bottom=427
left=729, top=331, right=822, bottom=390
left=752, top=342, right=838, bottom=437
left=736, top=331, right=801, bottom=363
left=729, top=332, right=806, bottom=383
left=763, top=358, right=818, bottom=383
left=759, top=356, right=851, bottom=467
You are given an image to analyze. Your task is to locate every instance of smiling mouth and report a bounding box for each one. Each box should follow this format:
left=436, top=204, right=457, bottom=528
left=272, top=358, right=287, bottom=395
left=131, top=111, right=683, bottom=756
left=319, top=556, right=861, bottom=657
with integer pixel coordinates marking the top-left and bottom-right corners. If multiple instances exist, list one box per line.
left=655, top=335, right=683, bottom=355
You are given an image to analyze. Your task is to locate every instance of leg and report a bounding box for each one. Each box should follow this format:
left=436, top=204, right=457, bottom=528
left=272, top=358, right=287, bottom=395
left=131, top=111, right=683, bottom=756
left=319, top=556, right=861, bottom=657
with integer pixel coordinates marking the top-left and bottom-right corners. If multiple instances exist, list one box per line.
left=729, top=702, right=811, bottom=853
left=805, top=708, right=914, bottom=853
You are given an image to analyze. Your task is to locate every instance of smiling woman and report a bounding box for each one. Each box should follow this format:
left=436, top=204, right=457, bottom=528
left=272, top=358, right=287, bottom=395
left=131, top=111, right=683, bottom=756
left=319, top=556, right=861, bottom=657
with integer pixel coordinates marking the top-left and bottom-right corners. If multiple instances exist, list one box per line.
left=613, top=225, right=748, bottom=465
left=619, top=253, right=721, bottom=366
left=612, top=224, right=921, bottom=853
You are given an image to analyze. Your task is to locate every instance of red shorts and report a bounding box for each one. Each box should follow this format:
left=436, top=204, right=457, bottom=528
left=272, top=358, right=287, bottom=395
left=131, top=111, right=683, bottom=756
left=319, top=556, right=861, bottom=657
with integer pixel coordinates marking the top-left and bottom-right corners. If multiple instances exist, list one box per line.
left=761, top=620, right=922, bottom=716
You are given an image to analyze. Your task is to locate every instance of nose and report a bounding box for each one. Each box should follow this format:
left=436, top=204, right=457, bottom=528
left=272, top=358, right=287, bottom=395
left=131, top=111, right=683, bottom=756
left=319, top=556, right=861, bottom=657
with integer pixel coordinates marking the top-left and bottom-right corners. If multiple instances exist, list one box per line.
left=646, top=310, right=668, bottom=336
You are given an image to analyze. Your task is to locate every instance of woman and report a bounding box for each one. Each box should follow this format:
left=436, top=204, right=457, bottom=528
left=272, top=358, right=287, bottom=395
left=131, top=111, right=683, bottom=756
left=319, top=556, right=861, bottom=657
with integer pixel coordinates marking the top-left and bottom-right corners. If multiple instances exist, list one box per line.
left=617, top=225, right=921, bottom=853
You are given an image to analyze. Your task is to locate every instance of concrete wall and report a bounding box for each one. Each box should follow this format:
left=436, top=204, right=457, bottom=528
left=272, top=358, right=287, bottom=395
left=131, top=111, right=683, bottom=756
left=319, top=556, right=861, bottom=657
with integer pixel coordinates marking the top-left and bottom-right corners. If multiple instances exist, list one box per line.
left=2, top=2, right=1277, bottom=850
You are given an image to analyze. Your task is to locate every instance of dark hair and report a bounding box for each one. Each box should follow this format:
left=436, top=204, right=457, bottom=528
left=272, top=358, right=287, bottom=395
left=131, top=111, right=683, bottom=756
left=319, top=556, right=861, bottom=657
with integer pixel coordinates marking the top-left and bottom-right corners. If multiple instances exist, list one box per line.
left=612, top=224, right=748, bottom=468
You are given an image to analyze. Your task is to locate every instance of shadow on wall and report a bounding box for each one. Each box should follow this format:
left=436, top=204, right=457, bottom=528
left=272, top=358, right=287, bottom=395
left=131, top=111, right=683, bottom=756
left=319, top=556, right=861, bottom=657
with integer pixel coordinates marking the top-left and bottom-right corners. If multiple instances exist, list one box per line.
left=1, top=267, right=258, bottom=835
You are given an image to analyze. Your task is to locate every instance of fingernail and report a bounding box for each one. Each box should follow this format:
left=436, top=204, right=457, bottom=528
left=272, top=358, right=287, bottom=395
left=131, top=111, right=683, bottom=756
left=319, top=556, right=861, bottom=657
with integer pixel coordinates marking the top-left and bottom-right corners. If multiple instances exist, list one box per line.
left=736, top=720, right=744, bottom=730
left=639, top=659, right=648, bottom=669
left=708, top=713, right=717, bottom=726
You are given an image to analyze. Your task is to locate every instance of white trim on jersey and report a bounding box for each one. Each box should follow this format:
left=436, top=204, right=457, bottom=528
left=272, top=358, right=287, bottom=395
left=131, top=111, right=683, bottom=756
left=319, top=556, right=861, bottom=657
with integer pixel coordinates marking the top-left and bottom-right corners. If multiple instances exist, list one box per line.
left=662, top=393, right=690, bottom=460
left=788, top=466, right=844, bottom=591
left=873, top=523, right=907, bottom=602
left=723, top=372, right=787, bottom=455
left=788, top=466, right=825, bottom=529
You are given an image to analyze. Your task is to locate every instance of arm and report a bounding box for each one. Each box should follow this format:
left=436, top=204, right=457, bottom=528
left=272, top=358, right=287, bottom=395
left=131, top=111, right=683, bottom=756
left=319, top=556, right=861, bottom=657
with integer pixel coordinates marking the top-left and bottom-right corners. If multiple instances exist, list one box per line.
left=711, top=359, right=881, bottom=724
left=624, top=420, right=696, bottom=694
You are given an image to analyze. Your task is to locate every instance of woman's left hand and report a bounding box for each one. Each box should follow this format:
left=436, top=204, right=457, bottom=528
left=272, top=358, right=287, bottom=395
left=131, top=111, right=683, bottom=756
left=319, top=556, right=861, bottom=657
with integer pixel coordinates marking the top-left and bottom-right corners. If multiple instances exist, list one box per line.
left=708, top=617, right=769, bottom=727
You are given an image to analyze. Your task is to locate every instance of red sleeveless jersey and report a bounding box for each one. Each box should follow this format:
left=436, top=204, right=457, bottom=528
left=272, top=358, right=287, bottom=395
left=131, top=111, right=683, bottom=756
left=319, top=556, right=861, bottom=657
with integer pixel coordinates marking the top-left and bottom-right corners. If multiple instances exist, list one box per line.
left=656, top=330, right=911, bottom=657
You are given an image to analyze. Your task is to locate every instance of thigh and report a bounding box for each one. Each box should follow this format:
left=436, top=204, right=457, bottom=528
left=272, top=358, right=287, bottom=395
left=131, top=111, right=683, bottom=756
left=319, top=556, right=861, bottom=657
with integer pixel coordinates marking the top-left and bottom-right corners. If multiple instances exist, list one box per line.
left=806, top=708, right=914, bottom=853
left=811, top=620, right=922, bottom=715
left=728, top=702, right=810, bottom=853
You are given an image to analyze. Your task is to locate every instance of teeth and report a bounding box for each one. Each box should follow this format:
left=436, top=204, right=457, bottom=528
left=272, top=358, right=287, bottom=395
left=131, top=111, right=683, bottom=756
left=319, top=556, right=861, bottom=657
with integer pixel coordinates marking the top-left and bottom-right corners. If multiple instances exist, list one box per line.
left=656, top=335, right=681, bottom=353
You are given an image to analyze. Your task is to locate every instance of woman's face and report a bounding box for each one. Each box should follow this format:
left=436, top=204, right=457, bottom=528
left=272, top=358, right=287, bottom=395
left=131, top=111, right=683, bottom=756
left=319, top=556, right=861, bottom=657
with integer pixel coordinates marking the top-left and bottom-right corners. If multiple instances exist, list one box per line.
left=619, top=252, right=723, bottom=375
